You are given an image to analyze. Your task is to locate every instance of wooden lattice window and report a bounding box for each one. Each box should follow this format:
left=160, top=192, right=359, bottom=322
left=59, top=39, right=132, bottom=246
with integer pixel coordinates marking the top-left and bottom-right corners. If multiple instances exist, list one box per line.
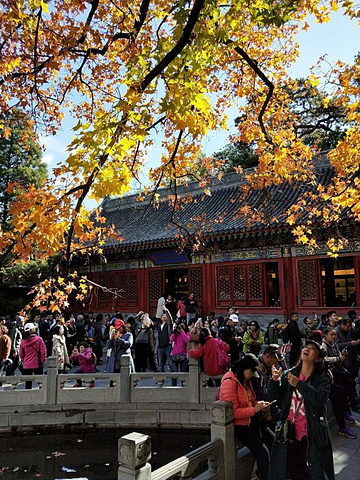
left=218, top=267, right=232, bottom=301
left=298, top=259, right=320, bottom=307
left=97, top=273, right=110, bottom=304
left=216, top=263, right=266, bottom=307
left=97, top=271, right=138, bottom=308
left=248, top=264, right=263, bottom=306
left=233, top=265, right=246, bottom=304
left=189, top=268, right=202, bottom=299
left=149, top=270, right=163, bottom=302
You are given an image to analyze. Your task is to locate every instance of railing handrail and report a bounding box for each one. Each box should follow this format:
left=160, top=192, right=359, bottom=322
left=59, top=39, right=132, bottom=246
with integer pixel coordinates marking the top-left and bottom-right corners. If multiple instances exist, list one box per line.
left=151, top=438, right=223, bottom=480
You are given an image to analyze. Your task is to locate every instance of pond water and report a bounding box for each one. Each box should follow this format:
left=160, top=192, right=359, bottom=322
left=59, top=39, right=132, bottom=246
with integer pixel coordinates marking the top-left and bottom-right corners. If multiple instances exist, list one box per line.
left=1, top=428, right=210, bottom=479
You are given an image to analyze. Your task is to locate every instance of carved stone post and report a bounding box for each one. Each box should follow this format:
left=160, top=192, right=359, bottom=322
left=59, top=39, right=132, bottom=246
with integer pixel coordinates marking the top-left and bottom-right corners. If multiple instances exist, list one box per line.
left=46, top=356, right=58, bottom=405
left=188, top=356, right=200, bottom=404
left=211, top=401, right=235, bottom=480
left=120, top=354, right=131, bottom=404
left=118, top=432, right=152, bottom=480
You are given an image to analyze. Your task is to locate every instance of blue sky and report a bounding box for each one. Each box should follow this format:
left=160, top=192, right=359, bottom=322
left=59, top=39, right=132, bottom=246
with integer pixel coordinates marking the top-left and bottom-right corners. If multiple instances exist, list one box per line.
left=41, top=10, right=360, bottom=195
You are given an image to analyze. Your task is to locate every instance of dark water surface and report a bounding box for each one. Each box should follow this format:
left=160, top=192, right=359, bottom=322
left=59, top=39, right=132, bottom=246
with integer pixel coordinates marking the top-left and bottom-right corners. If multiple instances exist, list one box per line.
left=1, top=428, right=210, bottom=479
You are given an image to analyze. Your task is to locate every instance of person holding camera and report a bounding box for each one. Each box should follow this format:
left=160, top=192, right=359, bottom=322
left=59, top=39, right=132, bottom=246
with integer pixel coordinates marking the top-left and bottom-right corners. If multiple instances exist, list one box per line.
left=156, top=306, right=173, bottom=373
left=268, top=332, right=335, bottom=480
left=170, top=321, right=190, bottom=375
left=106, top=320, right=134, bottom=374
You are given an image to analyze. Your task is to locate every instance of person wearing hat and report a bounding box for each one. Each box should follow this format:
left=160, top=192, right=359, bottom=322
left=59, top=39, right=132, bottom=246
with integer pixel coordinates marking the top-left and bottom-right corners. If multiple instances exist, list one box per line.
left=219, top=314, right=243, bottom=364
left=106, top=320, right=135, bottom=378
left=19, top=323, right=47, bottom=389
left=268, top=331, right=335, bottom=480
left=219, top=354, right=271, bottom=480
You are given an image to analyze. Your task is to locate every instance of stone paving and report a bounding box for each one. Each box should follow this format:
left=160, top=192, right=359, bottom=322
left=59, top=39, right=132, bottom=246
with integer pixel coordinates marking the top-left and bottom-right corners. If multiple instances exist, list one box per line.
left=331, top=410, right=360, bottom=478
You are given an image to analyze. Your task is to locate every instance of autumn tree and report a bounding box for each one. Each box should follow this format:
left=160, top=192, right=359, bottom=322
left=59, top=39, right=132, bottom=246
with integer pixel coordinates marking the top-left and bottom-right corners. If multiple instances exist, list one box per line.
left=0, top=0, right=359, bottom=311
left=212, top=78, right=349, bottom=173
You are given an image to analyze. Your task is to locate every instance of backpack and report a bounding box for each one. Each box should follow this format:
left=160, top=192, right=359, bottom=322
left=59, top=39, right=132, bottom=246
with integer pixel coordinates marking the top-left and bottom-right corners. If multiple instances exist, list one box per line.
left=87, top=326, right=95, bottom=342
left=215, top=338, right=231, bottom=369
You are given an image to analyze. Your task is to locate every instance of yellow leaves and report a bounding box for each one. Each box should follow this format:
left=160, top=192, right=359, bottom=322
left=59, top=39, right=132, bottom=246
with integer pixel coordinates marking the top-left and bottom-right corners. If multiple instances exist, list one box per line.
left=40, top=0, right=49, bottom=14
left=3, top=126, right=11, bottom=139
left=308, top=74, right=319, bottom=87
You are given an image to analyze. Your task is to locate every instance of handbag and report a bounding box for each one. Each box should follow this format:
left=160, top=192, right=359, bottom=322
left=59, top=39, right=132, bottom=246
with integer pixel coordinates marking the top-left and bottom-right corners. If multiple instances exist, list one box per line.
left=274, top=395, right=303, bottom=443
left=172, top=353, right=186, bottom=362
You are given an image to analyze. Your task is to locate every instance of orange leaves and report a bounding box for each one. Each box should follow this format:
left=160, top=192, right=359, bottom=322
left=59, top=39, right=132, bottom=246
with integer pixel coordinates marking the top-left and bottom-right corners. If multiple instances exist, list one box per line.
left=26, top=274, right=93, bottom=313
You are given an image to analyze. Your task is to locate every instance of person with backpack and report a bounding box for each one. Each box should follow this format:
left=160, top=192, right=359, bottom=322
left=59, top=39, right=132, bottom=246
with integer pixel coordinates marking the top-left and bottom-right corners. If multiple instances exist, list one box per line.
left=265, top=318, right=280, bottom=345
left=189, top=327, right=229, bottom=384
left=218, top=354, right=271, bottom=480
left=70, top=341, right=97, bottom=388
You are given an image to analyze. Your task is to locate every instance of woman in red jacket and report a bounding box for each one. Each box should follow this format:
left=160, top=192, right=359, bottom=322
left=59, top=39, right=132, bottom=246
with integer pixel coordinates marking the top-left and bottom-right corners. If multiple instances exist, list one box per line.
left=219, top=354, right=270, bottom=480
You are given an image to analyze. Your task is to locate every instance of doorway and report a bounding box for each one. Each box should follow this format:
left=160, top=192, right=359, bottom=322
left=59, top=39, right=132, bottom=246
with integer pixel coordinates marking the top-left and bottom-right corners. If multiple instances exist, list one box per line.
left=164, top=268, right=189, bottom=299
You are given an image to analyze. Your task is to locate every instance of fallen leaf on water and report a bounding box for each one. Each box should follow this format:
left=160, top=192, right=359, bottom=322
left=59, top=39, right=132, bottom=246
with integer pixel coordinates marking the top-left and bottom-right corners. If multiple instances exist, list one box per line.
left=52, top=451, right=66, bottom=457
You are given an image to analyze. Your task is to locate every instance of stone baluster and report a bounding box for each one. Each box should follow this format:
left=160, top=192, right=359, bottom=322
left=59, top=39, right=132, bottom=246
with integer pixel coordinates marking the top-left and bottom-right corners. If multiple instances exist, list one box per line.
left=187, top=356, right=200, bottom=404
left=120, top=354, right=131, bottom=404
left=45, top=356, right=58, bottom=405
left=118, top=432, right=152, bottom=480
left=211, top=401, right=235, bottom=480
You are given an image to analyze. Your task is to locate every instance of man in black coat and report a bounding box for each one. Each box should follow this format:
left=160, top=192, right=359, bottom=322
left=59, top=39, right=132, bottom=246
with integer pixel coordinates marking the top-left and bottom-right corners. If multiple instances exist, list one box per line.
left=285, top=312, right=306, bottom=366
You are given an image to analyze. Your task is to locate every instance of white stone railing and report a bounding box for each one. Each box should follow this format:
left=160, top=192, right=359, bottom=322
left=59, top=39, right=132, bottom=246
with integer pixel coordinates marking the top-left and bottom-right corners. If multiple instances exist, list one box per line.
left=0, top=355, right=220, bottom=406
left=118, top=401, right=237, bottom=480
left=0, top=355, right=225, bottom=431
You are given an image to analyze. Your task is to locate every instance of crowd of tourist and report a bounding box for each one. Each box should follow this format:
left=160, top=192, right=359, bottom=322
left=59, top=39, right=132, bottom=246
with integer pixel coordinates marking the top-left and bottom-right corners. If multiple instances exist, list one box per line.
left=1, top=294, right=360, bottom=479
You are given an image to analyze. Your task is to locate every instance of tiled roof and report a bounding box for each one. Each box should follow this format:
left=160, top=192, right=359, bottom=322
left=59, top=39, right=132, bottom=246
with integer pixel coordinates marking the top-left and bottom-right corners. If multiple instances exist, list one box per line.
left=99, top=158, right=335, bottom=250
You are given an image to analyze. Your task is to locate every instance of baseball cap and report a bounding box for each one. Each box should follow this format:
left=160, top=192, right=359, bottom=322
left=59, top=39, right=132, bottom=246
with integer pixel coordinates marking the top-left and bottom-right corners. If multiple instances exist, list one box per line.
left=229, top=314, right=239, bottom=323
left=305, top=339, right=326, bottom=358
left=114, top=319, right=125, bottom=329
left=24, top=323, right=36, bottom=333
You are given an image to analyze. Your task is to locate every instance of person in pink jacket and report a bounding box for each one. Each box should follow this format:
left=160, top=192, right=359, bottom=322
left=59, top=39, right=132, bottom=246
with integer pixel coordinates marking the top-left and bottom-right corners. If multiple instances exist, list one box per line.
left=219, top=354, right=271, bottom=480
left=170, top=321, right=191, bottom=372
left=69, top=341, right=96, bottom=388
left=19, top=322, right=47, bottom=389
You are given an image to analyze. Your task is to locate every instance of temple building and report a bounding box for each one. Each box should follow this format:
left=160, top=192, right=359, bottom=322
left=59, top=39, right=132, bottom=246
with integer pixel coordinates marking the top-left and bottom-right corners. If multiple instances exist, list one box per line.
left=73, top=158, right=360, bottom=322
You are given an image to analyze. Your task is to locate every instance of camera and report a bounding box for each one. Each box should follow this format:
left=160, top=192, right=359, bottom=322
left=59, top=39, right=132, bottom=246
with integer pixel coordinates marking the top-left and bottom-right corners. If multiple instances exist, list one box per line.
left=173, top=325, right=182, bottom=333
